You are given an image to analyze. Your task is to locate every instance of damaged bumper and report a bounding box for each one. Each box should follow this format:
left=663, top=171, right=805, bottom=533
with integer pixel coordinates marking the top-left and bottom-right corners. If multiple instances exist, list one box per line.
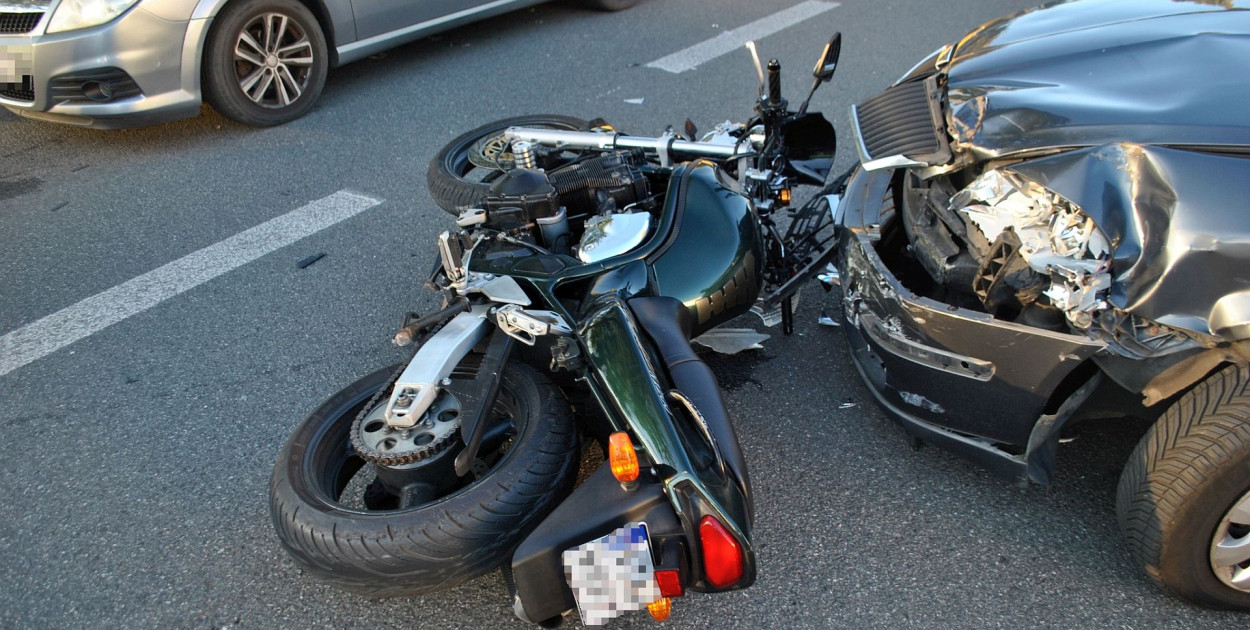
left=835, top=168, right=1104, bottom=480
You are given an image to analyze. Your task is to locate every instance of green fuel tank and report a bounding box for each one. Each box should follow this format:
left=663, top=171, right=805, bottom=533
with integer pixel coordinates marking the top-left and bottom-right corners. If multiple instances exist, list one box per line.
left=649, top=161, right=765, bottom=336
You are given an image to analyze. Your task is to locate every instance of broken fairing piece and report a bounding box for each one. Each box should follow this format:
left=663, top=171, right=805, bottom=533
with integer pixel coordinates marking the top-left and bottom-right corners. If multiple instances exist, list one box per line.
left=752, top=289, right=801, bottom=327
left=692, top=328, right=770, bottom=354
left=952, top=169, right=1112, bottom=328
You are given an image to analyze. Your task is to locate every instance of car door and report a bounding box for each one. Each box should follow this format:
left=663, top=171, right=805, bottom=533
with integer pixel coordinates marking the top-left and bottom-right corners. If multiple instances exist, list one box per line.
left=352, top=0, right=496, bottom=41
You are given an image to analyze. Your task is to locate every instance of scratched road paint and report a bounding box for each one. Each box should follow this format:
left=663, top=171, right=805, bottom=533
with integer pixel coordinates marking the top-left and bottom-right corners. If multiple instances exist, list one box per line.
left=0, top=190, right=382, bottom=377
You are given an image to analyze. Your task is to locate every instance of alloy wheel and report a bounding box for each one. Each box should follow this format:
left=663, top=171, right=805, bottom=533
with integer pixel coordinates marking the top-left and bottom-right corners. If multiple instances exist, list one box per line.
left=1211, top=487, right=1250, bottom=592
left=233, top=13, right=314, bottom=108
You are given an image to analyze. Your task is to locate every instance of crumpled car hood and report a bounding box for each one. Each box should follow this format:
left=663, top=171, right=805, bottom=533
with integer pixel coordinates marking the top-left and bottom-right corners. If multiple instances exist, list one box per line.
left=945, top=0, right=1250, bottom=158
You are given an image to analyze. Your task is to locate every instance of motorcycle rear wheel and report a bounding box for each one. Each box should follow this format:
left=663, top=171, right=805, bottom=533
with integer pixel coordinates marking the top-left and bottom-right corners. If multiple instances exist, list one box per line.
left=269, top=362, right=579, bottom=597
left=426, top=114, right=590, bottom=215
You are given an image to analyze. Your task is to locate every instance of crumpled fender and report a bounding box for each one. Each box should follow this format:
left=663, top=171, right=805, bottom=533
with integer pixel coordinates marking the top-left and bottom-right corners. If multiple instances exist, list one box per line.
left=1006, top=143, right=1250, bottom=339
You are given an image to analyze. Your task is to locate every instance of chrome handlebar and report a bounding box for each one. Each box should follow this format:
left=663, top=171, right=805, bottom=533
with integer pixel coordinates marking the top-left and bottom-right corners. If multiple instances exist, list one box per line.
left=503, top=127, right=751, bottom=163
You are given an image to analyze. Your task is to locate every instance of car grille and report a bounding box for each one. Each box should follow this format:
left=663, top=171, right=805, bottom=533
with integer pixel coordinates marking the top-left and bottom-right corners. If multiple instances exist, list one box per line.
left=852, top=74, right=951, bottom=170
left=0, top=11, right=43, bottom=33
left=0, top=81, right=34, bottom=102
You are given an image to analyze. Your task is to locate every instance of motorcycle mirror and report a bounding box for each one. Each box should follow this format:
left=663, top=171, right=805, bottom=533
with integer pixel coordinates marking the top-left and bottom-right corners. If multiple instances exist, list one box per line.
left=812, top=32, right=842, bottom=83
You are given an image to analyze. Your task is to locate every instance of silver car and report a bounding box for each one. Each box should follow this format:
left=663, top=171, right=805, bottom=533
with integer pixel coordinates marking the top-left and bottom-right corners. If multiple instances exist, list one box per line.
left=0, top=0, right=637, bottom=128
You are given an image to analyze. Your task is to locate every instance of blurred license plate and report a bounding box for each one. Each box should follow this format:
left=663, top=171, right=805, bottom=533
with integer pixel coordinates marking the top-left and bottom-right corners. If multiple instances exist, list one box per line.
left=1, top=46, right=34, bottom=85
left=563, top=522, right=660, bottom=626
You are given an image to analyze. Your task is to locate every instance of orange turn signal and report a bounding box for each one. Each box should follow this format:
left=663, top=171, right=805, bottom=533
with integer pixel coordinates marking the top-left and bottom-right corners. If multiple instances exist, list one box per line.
left=608, top=432, right=640, bottom=483
left=778, top=188, right=792, bottom=204
left=646, top=597, right=672, bottom=621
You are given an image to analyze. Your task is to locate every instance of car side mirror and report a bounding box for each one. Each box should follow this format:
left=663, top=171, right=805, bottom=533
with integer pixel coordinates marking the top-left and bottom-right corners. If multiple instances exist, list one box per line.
left=813, top=32, right=841, bottom=83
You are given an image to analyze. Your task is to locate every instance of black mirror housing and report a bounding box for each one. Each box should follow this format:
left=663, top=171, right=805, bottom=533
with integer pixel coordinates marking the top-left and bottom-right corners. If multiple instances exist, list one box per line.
left=813, top=32, right=842, bottom=83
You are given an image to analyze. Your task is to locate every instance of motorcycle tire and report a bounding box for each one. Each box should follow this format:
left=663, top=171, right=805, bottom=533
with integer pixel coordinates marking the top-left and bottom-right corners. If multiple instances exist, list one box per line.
left=426, top=114, right=589, bottom=215
left=269, top=362, right=579, bottom=597
left=1116, top=363, right=1250, bottom=610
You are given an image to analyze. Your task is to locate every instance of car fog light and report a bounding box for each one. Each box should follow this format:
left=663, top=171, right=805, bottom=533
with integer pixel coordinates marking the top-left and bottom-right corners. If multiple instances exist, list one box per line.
left=82, top=81, right=113, bottom=102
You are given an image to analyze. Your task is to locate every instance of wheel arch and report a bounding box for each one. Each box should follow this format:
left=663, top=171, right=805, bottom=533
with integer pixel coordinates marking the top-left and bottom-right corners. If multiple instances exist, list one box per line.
left=190, top=0, right=347, bottom=73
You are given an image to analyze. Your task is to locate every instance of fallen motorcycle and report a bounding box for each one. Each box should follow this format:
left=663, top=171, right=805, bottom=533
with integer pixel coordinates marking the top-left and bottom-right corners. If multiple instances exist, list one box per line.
left=269, top=34, right=844, bottom=626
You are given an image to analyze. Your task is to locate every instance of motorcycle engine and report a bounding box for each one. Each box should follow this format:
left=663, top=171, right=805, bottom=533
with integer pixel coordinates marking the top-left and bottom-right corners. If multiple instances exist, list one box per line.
left=478, top=151, right=650, bottom=255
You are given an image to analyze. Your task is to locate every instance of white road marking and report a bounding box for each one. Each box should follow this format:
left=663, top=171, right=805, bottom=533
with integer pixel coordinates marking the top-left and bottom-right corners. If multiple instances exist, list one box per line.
left=0, top=190, right=383, bottom=377
left=645, top=1, right=841, bottom=74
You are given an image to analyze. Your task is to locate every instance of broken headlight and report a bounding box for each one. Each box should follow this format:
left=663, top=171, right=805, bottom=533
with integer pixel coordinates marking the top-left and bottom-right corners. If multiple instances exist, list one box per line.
left=951, top=168, right=1112, bottom=330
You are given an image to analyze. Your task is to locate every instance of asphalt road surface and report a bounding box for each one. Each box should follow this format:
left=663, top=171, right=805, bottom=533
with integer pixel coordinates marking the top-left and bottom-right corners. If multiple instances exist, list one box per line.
left=1, top=0, right=1245, bottom=628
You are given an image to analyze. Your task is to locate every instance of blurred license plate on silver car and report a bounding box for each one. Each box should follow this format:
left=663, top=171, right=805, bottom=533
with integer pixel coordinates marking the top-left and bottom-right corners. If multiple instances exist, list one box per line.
left=0, top=46, right=34, bottom=85
left=562, top=522, right=660, bottom=626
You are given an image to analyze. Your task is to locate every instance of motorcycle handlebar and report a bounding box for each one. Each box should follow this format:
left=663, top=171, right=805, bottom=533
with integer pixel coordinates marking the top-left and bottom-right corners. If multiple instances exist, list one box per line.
left=504, top=127, right=750, bottom=160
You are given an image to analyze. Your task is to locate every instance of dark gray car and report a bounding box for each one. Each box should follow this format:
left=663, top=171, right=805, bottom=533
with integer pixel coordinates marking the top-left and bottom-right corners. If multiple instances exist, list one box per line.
left=833, top=0, right=1250, bottom=611
left=0, top=0, right=636, bottom=128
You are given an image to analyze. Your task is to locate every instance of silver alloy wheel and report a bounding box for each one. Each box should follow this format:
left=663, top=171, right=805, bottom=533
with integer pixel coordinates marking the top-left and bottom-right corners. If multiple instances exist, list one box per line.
left=233, top=13, right=314, bottom=109
left=1211, top=487, right=1250, bottom=592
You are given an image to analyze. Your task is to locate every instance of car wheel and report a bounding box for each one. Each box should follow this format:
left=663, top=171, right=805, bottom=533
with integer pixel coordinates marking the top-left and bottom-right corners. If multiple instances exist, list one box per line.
left=202, top=0, right=328, bottom=126
left=269, top=363, right=580, bottom=596
left=1117, top=363, right=1250, bottom=610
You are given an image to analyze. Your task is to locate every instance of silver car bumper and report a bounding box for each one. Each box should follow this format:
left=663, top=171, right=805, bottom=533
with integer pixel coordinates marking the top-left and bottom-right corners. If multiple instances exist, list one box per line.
left=0, top=7, right=208, bottom=128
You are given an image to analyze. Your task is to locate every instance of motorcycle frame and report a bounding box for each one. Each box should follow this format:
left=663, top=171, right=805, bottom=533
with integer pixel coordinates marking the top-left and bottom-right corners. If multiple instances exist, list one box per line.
left=391, top=162, right=760, bottom=622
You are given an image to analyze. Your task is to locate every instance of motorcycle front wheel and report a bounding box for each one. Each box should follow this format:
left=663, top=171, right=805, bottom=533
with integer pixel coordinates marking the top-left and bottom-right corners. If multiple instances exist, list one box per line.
left=269, top=362, right=579, bottom=597
left=426, top=114, right=590, bottom=215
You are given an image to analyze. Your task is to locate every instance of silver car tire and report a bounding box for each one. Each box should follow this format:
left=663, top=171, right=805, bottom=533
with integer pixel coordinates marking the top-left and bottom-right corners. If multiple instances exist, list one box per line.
left=1117, top=363, right=1250, bottom=610
left=202, top=0, right=328, bottom=126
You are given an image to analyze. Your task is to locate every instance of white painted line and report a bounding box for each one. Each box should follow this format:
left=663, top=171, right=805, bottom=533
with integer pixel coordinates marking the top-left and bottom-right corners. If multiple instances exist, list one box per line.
left=0, top=190, right=382, bottom=377
left=645, top=1, right=840, bottom=74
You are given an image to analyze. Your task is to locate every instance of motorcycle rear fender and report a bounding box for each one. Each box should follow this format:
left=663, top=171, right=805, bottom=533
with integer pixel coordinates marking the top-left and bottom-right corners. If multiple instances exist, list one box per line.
left=511, top=464, right=684, bottom=624
left=509, top=292, right=758, bottom=623
left=579, top=296, right=753, bottom=524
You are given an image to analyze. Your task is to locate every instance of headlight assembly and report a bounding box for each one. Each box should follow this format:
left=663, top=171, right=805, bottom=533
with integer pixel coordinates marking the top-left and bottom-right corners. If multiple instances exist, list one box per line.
left=46, top=0, right=142, bottom=34
left=950, top=168, right=1113, bottom=329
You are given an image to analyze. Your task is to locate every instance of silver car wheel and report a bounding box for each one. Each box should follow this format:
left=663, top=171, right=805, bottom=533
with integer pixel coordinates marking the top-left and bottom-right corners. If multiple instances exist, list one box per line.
left=1211, top=487, right=1250, bottom=592
left=233, top=13, right=314, bottom=109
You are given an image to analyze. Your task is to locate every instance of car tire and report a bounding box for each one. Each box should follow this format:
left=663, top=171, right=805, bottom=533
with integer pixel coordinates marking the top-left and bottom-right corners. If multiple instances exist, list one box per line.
left=426, top=114, right=589, bottom=215
left=1117, top=363, right=1250, bottom=610
left=269, top=363, right=579, bottom=597
left=202, top=0, right=329, bottom=127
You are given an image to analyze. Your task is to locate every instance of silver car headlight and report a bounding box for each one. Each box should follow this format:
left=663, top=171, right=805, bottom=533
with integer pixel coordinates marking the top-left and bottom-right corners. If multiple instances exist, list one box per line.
left=46, top=0, right=142, bottom=34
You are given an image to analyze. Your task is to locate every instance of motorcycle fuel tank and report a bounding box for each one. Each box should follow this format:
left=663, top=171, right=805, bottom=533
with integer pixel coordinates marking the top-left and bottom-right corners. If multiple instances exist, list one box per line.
left=648, top=162, right=765, bottom=336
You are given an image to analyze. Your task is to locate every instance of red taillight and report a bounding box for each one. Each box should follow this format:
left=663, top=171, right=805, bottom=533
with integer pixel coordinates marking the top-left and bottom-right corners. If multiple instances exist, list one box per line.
left=654, top=569, right=684, bottom=598
left=698, top=515, right=744, bottom=589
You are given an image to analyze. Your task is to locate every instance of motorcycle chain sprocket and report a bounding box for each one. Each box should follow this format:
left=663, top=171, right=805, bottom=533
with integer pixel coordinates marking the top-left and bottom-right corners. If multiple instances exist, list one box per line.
left=349, top=319, right=462, bottom=468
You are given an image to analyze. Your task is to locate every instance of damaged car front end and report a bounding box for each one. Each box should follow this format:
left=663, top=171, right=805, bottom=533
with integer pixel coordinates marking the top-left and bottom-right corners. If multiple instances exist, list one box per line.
left=833, top=0, right=1250, bottom=611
